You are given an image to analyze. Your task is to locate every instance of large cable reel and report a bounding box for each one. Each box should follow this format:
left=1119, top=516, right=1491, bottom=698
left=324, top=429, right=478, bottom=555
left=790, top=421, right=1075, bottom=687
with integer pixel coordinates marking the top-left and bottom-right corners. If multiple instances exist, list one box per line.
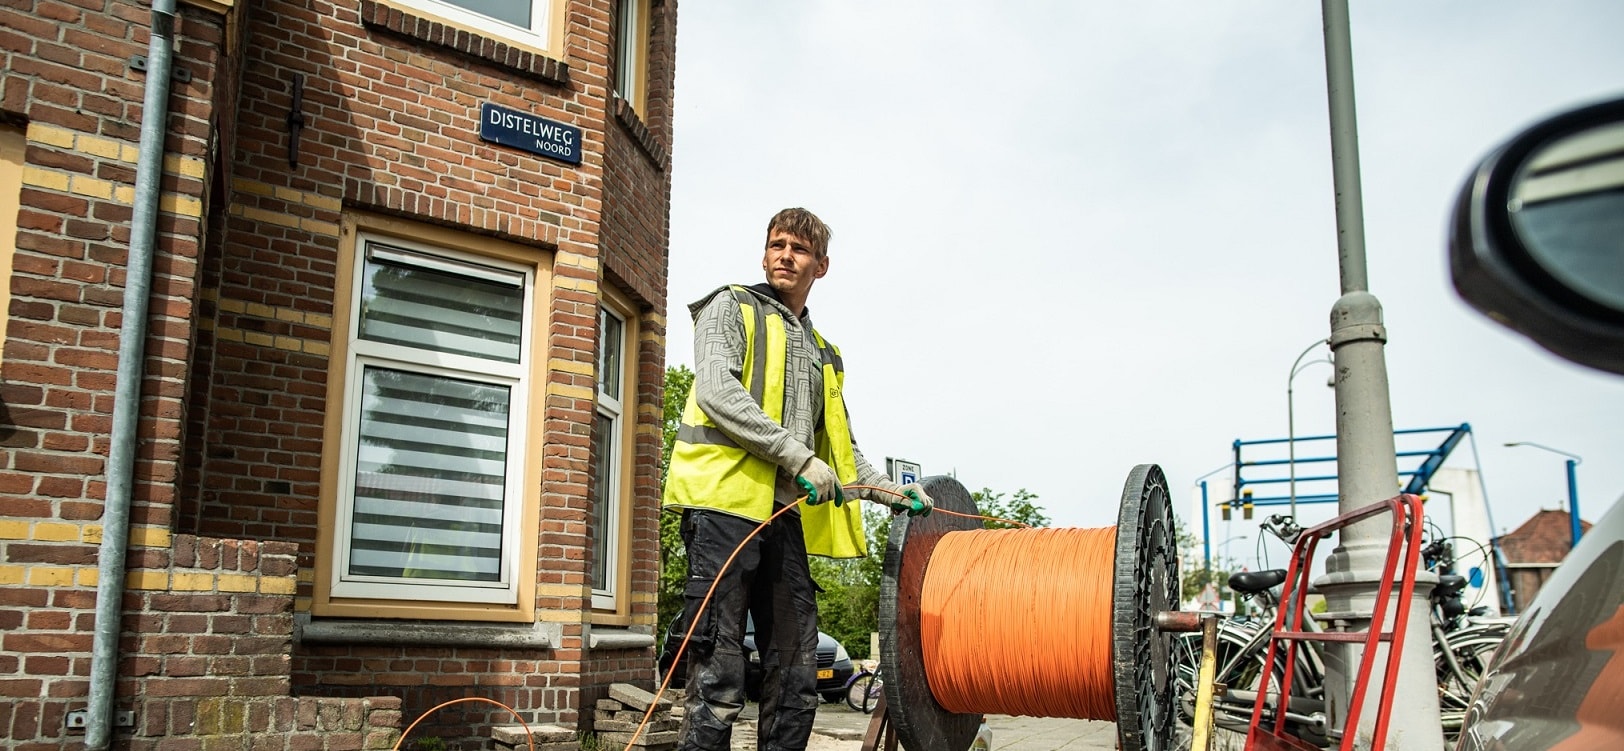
left=877, top=464, right=1179, bottom=751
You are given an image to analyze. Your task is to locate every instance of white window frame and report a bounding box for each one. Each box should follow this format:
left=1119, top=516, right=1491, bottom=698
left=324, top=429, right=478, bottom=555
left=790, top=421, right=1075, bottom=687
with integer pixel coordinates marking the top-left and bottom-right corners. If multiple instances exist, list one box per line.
left=329, top=232, right=537, bottom=605
left=391, top=0, right=560, bottom=55
left=591, top=303, right=628, bottom=610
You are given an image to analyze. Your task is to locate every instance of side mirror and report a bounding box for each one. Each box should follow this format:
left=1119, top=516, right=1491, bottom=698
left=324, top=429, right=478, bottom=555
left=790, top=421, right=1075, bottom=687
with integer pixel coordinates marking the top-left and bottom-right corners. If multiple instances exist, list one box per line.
left=1449, top=96, right=1624, bottom=375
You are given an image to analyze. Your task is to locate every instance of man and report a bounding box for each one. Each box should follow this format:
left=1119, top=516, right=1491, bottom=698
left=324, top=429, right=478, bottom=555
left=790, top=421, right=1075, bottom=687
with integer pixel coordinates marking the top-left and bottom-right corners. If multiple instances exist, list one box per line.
left=663, top=208, right=933, bottom=750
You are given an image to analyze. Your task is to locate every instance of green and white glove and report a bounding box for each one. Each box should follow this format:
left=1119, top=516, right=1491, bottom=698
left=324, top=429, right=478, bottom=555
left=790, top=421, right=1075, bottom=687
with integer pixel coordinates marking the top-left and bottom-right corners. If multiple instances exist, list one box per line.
left=891, top=482, right=933, bottom=517
left=796, top=457, right=845, bottom=507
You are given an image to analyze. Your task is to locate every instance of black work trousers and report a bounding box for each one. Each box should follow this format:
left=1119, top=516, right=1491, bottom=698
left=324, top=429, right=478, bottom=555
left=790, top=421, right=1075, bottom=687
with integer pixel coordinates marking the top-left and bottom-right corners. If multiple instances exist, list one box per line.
left=677, top=508, right=820, bottom=751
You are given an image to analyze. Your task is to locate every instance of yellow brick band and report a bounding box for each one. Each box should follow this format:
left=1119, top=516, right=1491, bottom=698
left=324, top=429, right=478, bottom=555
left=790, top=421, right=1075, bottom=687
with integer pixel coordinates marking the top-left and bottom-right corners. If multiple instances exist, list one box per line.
left=78, top=569, right=98, bottom=587
left=549, top=383, right=595, bottom=400
left=549, top=358, right=594, bottom=376
left=536, top=583, right=589, bottom=597
left=23, top=163, right=201, bottom=215
left=22, top=166, right=70, bottom=191
left=0, top=521, right=29, bottom=539
left=130, top=526, right=173, bottom=548
left=29, top=522, right=80, bottom=542
left=0, top=565, right=24, bottom=585
left=232, top=179, right=341, bottom=212
left=159, top=193, right=204, bottom=218
left=218, top=574, right=258, bottom=593
left=261, top=577, right=298, bottom=596
left=214, top=326, right=329, bottom=355
left=27, top=122, right=76, bottom=149
left=71, top=174, right=114, bottom=199
left=128, top=571, right=170, bottom=591
left=172, top=572, right=215, bottom=591
left=77, top=134, right=124, bottom=160
left=28, top=567, right=76, bottom=586
left=555, top=276, right=600, bottom=293
left=556, top=250, right=600, bottom=271
left=231, top=178, right=275, bottom=197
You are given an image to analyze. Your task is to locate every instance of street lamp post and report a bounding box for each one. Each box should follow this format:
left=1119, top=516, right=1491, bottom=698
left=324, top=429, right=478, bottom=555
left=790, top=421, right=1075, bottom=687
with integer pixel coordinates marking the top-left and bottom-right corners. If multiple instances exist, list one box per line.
left=1288, top=338, right=1334, bottom=520
left=1315, top=1, right=1443, bottom=744
left=1504, top=442, right=1584, bottom=547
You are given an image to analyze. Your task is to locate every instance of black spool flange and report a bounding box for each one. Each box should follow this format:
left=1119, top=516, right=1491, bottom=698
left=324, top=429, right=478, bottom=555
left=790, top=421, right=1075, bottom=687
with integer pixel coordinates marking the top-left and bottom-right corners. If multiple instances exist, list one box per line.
left=877, top=465, right=1179, bottom=751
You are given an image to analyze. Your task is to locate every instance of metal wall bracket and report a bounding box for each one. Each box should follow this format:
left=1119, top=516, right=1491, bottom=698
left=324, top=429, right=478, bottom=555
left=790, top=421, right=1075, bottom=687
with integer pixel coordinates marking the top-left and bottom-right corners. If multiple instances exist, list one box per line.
left=129, top=55, right=192, bottom=83
left=287, top=73, right=306, bottom=169
left=66, top=710, right=136, bottom=730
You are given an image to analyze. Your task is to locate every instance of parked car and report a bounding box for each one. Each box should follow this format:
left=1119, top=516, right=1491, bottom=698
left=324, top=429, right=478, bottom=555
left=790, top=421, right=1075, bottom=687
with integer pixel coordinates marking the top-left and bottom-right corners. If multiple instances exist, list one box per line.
left=1448, top=95, right=1624, bottom=750
left=657, top=614, right=856, bottom=704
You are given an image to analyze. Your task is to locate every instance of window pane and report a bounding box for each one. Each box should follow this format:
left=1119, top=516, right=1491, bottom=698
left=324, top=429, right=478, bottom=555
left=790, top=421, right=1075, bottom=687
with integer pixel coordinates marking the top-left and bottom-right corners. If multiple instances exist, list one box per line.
left=360, top=248, right=524, bottom=363
left=590, top=411, right=614, bottom=592
left=441, top=0, right=530, bottom=28
left=349, top=367, right=511, bottom=582
left=614, top=0, right=640, bottom=99
left=598, top=308, right=623, bottom=401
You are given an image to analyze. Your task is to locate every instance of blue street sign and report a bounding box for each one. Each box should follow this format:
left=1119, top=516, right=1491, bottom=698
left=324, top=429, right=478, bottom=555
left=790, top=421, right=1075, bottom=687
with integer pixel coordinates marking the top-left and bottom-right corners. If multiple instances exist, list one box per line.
left=479, top=102, right=582, bottom=165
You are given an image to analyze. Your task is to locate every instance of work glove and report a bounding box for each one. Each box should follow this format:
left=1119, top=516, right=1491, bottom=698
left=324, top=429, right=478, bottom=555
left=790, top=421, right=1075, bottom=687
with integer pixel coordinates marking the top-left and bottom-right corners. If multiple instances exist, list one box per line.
left=891, top=483, right=933, bottom=517
left=796, top=457, right=845, bottom=507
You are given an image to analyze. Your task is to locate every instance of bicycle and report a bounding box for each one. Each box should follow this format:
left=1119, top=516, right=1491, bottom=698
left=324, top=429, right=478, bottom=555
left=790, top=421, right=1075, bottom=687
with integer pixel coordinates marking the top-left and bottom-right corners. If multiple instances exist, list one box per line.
left=844, top=664, right=883, bottom=714
left=1170, top=568, right=1329, bottom=749
left=1172, top=515, right=1510, bottom=749
left=1421, top=536, right=1512, bottom=739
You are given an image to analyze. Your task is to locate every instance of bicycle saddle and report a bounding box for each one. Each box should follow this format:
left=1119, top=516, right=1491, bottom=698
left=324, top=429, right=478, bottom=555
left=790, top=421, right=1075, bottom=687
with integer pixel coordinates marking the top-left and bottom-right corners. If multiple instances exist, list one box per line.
left=1435, top=574, right=1467, bottom=597
left=1228, top=568, right=1287, bottom=594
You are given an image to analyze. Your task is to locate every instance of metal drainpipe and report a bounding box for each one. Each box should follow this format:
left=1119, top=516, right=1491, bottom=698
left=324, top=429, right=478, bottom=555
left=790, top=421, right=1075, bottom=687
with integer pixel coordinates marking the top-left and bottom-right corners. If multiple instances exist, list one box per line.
left=86, top=0, right=177, bottom=747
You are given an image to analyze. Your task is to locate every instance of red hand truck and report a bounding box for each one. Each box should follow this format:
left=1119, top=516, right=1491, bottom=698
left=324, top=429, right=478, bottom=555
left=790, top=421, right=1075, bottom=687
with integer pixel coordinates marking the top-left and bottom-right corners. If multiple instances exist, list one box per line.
left=1247, top=494, right=1427, bottom=751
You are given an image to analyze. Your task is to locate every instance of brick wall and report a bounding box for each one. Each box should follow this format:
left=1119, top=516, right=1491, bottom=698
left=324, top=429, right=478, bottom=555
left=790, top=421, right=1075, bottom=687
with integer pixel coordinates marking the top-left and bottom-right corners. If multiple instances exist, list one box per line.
left=1, top=0, right=230, bottom=746
left=2, top=0, right=675, bottom=744
left=598, top=0, right=677, bottom=648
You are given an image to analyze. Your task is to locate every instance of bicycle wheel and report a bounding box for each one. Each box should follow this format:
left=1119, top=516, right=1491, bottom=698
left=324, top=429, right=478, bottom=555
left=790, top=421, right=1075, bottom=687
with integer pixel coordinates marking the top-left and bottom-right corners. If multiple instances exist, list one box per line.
left=1171, top=617, right=1323, bottom=747
left=847, top=672, right=881, bottom=714
left=1436, top=624, right=1508, bottom=743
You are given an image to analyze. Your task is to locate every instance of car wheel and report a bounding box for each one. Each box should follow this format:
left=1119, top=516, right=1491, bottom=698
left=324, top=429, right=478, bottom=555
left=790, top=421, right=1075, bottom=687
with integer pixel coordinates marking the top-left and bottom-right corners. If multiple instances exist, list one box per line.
left=822, top=691, right=843, bottom=704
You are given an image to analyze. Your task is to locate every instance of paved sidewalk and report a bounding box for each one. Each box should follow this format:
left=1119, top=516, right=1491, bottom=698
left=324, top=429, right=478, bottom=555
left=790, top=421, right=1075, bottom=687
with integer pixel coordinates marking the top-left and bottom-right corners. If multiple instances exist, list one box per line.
left=790, top=702, right=1119, bottom=750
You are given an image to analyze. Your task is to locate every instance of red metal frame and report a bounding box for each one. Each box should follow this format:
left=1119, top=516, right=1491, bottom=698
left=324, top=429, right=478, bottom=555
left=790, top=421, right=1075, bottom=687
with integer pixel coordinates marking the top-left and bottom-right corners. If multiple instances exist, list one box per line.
left=1245, top=494, right=1426, bottom=751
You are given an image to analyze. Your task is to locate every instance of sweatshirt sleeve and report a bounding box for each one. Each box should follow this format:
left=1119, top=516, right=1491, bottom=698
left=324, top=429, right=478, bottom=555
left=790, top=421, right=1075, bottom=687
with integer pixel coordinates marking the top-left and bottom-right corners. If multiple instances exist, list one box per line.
left=690, top=293, right=815, bottom=474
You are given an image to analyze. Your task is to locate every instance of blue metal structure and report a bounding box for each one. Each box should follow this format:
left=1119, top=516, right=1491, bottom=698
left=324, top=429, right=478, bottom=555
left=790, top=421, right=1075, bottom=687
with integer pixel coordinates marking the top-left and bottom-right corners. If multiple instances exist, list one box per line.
left=1227, top=423, right=1473, bottom=514
left=1197, top=423, right=1474, bottom=571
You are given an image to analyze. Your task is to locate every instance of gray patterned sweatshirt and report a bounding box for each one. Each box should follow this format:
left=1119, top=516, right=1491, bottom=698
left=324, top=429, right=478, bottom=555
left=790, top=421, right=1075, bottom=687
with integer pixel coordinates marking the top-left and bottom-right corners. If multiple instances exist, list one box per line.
left=687, top=283, right=892, bottom=508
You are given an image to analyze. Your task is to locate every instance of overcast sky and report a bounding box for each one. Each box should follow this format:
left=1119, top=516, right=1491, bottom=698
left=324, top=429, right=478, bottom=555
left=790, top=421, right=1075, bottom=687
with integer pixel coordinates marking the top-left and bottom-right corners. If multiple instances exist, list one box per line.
left=661, top=1, right=1624, bottom=565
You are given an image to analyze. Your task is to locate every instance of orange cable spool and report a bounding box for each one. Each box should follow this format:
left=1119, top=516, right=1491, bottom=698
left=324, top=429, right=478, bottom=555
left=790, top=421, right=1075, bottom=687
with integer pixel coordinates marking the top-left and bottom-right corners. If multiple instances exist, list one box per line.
left=920, top=526, right=1120, bottom=720
left=877, top=466, right=1179, bottom=751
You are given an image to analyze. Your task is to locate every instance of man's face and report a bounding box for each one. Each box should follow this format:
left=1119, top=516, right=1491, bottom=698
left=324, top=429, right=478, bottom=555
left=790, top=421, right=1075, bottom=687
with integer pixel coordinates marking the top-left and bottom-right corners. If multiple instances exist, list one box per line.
left=762, top=228, right=828, bottom=303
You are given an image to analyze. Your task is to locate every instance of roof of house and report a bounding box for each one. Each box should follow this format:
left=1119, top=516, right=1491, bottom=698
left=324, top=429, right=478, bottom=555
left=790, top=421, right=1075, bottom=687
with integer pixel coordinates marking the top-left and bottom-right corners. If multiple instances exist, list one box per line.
left=1497, top=509, right=1595, bottom=565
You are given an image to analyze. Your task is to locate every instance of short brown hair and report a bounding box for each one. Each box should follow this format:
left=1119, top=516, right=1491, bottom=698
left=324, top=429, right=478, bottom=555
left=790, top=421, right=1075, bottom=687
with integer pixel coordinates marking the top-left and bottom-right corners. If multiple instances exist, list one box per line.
left=766, top=208, right=831, bottom=259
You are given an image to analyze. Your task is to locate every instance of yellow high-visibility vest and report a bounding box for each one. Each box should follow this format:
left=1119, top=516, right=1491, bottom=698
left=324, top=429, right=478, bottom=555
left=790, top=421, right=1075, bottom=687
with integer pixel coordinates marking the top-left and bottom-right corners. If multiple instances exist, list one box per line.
left=663, top=286, right=867, bottom=559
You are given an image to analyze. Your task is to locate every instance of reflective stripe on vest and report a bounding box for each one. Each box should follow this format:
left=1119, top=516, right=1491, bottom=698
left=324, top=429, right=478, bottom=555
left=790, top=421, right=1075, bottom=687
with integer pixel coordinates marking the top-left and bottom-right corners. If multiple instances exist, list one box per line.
left=663, top=286, right=868, bottom=558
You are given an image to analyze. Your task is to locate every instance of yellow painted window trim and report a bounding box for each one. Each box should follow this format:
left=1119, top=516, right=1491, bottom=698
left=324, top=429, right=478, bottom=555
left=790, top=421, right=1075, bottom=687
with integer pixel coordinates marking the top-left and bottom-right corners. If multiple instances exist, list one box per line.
left=0, top=126, right=23, bottom=371
left=592, top=285, right=641, bottom=615
left=312, top=211, right=552, bottom=623
left=180, top=0, right=236, bottom=14
left=615, top=0, right=652, bottom=114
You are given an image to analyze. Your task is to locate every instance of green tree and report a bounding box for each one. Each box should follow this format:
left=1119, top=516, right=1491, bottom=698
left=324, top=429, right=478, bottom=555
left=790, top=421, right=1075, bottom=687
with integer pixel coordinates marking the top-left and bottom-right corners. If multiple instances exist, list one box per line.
left=970, top=487, right=1051, bottom=529
left=808, top=507, right=890, bottom=659
left=657, top=366, right=694, bottom=637
left=1176, top=518, right=1239, bottom=610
